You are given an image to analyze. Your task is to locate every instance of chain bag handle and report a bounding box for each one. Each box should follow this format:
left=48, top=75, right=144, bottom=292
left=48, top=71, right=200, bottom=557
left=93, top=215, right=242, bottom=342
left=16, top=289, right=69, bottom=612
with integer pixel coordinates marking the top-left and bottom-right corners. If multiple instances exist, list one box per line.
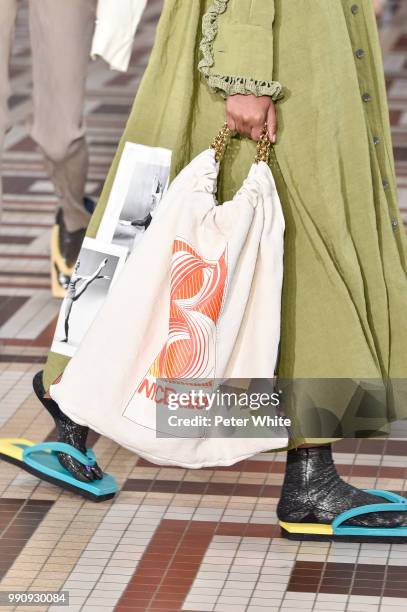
left=210, top=123, right=271, bottom=164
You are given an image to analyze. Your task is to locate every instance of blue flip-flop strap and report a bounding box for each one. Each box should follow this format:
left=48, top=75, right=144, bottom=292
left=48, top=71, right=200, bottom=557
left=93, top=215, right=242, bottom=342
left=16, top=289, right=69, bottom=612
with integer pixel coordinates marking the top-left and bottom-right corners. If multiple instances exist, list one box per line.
left=332, top=502, right=407, bottom=530
left=23, top=442, right=96, bottom=467
left=362, top=489, right=407, bottom=504
left=332, top=489, right=407, bottom=532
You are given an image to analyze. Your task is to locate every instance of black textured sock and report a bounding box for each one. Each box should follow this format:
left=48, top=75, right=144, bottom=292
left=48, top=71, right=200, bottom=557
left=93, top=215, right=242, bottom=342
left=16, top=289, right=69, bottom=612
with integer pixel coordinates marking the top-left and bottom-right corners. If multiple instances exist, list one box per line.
left=277, top=445, right=406, bottom=528
left=32, top=371, right=103, bottom=482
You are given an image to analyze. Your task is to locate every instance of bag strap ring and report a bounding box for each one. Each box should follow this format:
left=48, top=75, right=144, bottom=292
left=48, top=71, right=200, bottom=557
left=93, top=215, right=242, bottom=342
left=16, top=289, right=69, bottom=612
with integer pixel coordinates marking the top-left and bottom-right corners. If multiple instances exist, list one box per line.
left=211, top=123, right=271, bottom=164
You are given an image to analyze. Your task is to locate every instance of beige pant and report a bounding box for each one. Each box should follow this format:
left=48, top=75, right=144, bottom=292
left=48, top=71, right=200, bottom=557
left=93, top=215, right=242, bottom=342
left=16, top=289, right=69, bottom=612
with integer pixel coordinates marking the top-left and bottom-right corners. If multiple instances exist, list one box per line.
left=0, top=0, right=96, bottom=232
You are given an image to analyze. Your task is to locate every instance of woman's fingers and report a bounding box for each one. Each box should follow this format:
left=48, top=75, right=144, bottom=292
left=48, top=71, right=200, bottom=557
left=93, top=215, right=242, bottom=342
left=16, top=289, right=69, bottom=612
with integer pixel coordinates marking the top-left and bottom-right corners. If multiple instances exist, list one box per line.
left=236, top=114, right=252, bottom=138
left=267, top=104, right=277, bottom=143
left=226, top=115, right=236, bottom=132
left=226, top=94, right=277, bottom=141
left=251, top=124, right=264, bottom=142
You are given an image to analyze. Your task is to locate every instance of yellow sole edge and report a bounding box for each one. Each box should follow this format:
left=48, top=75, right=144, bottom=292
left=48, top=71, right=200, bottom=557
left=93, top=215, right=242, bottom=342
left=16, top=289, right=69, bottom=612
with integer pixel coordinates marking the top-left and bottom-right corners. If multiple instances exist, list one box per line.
left=279, top=520, right=333, bottom=536
left=0, top=438, right=35, bottom=462
left=51, top=226, right=74, bottom=276
left=51, top=262, right=68, bottom=299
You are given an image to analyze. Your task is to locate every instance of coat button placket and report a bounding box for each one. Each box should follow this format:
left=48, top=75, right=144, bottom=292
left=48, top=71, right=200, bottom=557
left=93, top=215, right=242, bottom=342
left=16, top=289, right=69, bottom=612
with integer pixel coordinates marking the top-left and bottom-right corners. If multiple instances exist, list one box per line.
left=350, top=2, right=396, bottom=231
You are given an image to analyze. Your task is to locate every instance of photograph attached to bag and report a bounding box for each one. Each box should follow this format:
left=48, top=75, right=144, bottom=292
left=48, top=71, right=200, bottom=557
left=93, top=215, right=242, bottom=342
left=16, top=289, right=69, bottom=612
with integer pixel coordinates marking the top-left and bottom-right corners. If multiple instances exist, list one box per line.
left=51, top=238, right=127, bottom=358
left=97, top=141, right=172, bottom=252
left=50, top=143, right=172, bottom=360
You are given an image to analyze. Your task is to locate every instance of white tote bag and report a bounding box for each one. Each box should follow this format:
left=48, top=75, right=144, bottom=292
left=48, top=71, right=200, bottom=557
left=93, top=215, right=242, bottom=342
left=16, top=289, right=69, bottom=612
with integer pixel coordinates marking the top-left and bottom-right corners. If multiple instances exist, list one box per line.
left=50, top=127, right=288, bottom=468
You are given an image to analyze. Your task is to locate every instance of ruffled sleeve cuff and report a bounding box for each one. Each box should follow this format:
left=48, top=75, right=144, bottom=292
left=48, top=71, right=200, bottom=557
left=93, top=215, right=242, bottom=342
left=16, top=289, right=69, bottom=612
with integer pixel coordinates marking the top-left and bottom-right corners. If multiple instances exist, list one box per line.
left=201, top=73, right=283, bottom=100
left=198, top=0, right=283, bottom=101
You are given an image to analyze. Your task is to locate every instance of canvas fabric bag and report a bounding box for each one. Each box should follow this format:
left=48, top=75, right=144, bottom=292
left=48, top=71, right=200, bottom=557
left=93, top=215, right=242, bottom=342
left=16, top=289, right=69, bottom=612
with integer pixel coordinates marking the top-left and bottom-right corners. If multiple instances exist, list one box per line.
left=50, top=127, right=288, bottom=468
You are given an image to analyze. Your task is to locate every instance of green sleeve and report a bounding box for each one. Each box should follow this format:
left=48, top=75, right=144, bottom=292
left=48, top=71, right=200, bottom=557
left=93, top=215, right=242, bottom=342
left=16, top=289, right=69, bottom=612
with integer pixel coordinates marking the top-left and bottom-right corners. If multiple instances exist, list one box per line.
left=198, top=0, right=283, bottom=100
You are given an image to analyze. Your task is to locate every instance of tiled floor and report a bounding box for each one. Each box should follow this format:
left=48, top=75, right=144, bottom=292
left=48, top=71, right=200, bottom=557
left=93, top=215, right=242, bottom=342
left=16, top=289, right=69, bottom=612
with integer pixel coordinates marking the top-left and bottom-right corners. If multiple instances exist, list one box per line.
left=0, top=2, right=407, bottom=612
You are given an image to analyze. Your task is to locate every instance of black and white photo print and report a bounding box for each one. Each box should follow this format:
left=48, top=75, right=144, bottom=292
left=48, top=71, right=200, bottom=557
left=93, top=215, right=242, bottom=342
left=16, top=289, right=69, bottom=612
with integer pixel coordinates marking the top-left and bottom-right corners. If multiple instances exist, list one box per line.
left=97, top=142, right=172, bottom=252
left=51, top=238, right=127, bottom=357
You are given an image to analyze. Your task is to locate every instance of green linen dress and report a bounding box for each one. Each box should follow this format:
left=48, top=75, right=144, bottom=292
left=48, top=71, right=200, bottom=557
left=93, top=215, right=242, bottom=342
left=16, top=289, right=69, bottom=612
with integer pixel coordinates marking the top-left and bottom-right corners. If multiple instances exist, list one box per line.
left=44, top=0, right=407, bottom=445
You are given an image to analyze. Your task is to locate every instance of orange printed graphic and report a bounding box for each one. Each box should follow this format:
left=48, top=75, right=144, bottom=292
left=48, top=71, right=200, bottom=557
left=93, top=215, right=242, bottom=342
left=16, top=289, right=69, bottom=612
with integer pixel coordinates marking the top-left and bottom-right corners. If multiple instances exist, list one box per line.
left=149, top=239, right=227, bottom=379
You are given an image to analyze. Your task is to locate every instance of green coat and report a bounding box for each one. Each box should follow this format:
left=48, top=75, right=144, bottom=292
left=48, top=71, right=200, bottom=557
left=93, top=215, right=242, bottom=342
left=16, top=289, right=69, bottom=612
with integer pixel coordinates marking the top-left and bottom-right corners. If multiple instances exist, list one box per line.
left=44, top=0, right=407, bottom=443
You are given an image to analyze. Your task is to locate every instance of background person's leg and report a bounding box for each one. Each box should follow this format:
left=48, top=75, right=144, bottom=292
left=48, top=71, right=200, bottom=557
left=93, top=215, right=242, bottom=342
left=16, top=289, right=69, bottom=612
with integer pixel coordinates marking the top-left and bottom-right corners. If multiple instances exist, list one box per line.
left=0, top=0, right=18, bottom=224
left=29, top=0, right=96, bottom=233
left=28, top=1, right=101, bottom=481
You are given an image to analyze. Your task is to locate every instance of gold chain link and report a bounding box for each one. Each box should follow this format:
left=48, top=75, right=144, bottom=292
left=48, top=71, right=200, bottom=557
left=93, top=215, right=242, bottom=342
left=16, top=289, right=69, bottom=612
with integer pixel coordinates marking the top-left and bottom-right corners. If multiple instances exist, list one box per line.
left=211, top=122, right=271, bottom=164
left=210, top=123, right=231, bottom=162
left=255, top=124, right=271, bottom=164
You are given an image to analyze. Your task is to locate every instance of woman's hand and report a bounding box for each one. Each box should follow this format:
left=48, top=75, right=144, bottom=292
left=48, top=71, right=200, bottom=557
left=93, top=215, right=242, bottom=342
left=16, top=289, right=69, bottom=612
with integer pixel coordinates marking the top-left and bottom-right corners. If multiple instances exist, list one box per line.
left=226, top=94, right=277, bottom=143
